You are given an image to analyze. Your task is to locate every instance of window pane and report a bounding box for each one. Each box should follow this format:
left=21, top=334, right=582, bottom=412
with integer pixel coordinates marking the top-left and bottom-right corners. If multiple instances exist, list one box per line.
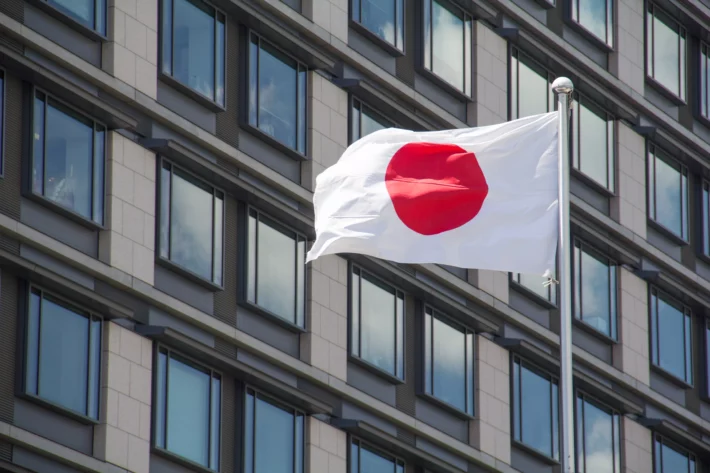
left=213, top=194, right=223, bottom=286
left=216, top=16, right=225, bottom=106
left=515, top=56, right=549, bottom=119
left=580, top=398, right=615, bottom=473
left=359, top=0, right=396, bottom=45
left=351, top=270, right=360, bottom=357
left=210, top=377, right=221, bottom=469
left=45, top=102, right=94, bottom=219
left=653, top=154, right=683, bottom=236
left=26, top=291, right=41, bottom=395
left=32, top=95, right=45, bottom=195
left=93, top=127, right=105, bottom=224
left=361, top=109, right=389, bottom=138
left=249, top=38, right=258, bottom=127
left=579, top=249, right=613, bottom=337
left=656, top=296, right=688, bottom=380
left=651, top=10, right=681, bottom=96
left=702, top=46, right=709, bottom=119
left=518, top=362, right=555, bottom=457
left=432, top=317, right=466, bottom=410
left=49, top=0, right=96, bottom=31
left=88, top=317, right=101, bottom=419
left=660, top=441, right=692, bottom=473
left=361, top=445, right=397, bottom=473
left=159, top=164, right=171, bottom=260
left=256, top=218, right=297, bottom=323
left=360, top=276, right=397, bottom=375
left=578, top=0, right=607, bottom=42
left=169, top=170, right=214, bottom=280
left=254, top=397, right=295, bottom=473
left=173, top=0, right=216, bottom=100
left=38, top=298, right=89, bottom=414
left=578, top=101, right=612, bottom=188
left=162, top=0, right=173, bottom=75
left=247, top=211, right=257, bottom=303
left=167, top=356, right=211, bottom=466
left=156, top=351, right=167, bottom=448
left=431, top=0, right=464, bottom=91
left=257, top=42, right=299, bottom=149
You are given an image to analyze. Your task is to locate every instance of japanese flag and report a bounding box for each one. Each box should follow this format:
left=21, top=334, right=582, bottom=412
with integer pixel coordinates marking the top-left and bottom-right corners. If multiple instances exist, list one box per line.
left=306, top=112, right=559, bottom=276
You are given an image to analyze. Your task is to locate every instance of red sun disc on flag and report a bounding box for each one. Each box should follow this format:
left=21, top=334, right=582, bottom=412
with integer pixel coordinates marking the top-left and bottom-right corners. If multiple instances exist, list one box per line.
left=385, top=143, right=489, bottom=235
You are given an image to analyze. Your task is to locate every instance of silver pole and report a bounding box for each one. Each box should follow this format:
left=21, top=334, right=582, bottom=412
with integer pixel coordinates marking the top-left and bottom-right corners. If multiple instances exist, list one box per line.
left=552, top=77, right=574, bottom=473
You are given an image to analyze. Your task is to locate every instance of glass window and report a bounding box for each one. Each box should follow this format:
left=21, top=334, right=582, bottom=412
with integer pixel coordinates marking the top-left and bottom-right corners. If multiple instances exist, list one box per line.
left=32, top=90, right=106, bottom=225
left=512, top=357, right=559, bottom=460
left=646, top=3, right=686, bottom=101
left=24, top=287, right=101, bottom=419
left=351, top=98, right=393, bottom=143
left=422, top=0, right=472, bottom=96
left=573, top=240, right=617, bottom=339
left=159, top=160, right=224, bottom=286
left=46, top=0, right=106, bottom=35
left=161, top=0, right=225, bottom=106
left=246, top=208, right=306, bottom=328
left=654, top=436, right=696, bottom=473
left=650, top=288, right=692, bottom=384
left=351, top=0, right=404, bottom=51
left=423, top=307, right=474, bottom=414
left=248, top=33, right=307, bottom=155
left=350, top=267, right=405, bottom=379
left=576, top=394, right=621, bottom=473
left=510, top=48, right=554, bottom=120
left=571, top=94, right=615, bottom=191
left=701, top=180, right=710, bottom=257
left=244, top=389, right=304, bottom=473
left=570, top=0, right=613, bottom=46
left=701, top=43, right=709, bottom=121
left=0, top=70, right=4, bottom=177
left=512, top=269, right=557, bottom=304
left=647, top=144, right=688, bottom=241
left=350, top=439, right=405, bottom=473
left=155, top=347, right=221, bottom=470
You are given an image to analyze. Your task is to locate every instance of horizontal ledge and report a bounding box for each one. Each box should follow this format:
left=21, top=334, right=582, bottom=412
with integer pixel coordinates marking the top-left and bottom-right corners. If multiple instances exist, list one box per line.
left=639, top=418, right=710, bottom=457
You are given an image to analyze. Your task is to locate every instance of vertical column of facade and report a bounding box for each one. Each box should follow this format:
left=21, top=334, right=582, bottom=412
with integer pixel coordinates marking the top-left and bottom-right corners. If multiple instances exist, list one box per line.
left=94, top=322, right=153, bottom=473
left=621, top=416, right=653, bottom=473
left=99, top=132, right=156, bottom=285
left=305, top=0, right=347, bottom=43
left=302, top=254, right=348, bottom=381
left=615, top=122, right=647, bottom=238
left=307, top=417, right=347, bottom=473
left=614, top=267, right=650, bottom=385
left=470, top=22, right=510, bottom=304
left=470, top=336, right=511, bottom=464
left=303, top=72, right=348, bottom=191
left=103, top=0, right=158, bottom=98
left=611, top=0, right=645, bottom=93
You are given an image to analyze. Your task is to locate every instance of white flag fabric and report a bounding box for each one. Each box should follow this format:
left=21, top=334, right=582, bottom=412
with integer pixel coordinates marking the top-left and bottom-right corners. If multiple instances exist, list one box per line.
left=306, top=112, right=559, bottom=275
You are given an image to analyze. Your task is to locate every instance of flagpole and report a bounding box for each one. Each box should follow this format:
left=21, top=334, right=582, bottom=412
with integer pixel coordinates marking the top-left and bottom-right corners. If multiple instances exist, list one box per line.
left=552, top=77, right=574, bottom=473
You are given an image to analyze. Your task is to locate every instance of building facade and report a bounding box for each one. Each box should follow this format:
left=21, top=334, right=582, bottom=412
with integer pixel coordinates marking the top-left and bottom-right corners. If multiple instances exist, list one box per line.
left=0, top=0, right=706, bottom=471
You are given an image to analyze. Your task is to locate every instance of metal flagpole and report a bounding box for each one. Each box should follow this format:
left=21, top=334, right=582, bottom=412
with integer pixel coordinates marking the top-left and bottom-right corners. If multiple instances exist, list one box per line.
left=552, top=77, right=575, bottom=473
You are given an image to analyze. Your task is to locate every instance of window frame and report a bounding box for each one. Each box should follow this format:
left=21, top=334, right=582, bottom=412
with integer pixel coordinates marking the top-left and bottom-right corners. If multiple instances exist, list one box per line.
left=704, top=317, right=710, bottom=399
left=153, top=345, right=222, bottom=471
left=509, top=47, right=555, bottom=121
left=575, top=391, right=622, bottom=473
left=572, top=238, right=618, bottom=341
left=645, top=2, right=687, bottom=103
left=243, top=387, right=305, bottom=473
left=421, top=0, right=473, bottom=98
left=649, top=287, right=693, bottom=386
left=350, top=0, right=405, bottom=54
left=157, top=158, right=225, bottom=289
left=421, top=306, right=475, bottom=417
left=701, top=179, right=710, bottom=260
left=29, top=87, right=107, bottom=228
left=511, top=355, right=560, bottom=462
left=242, top=206, right=307, bottom=331
left=21, top=284, right=103, bottom=424
left=700, top=42, right=710, bottom=124
left=350, top=437, right=406, bottom=473
left=246, top=31, right=308, bottom=158
left=568, top=0, right=614, bottom=49
left=571, top=92, right=616, bottom=193
left=653, top=434, right=697, bottom=473
left=647, top=143, right=689, bottom=243
left=158, top=0, right=227, bottom=110
left=349, top=264, right=406, bottom=382
left=349, top=97, right=395, bottom=144
left=510, top=268, right=558, bottom=308
left=34, top=0, right=108, bottom=40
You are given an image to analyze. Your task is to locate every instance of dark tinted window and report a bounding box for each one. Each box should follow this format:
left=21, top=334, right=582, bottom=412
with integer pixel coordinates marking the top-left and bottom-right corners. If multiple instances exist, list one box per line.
left=352, top=0, right=404, bottom=51
left=647, top=144, right=688, bottom=240
left=510, top=48, right=554, bottom=120
left=570, top=0, right=613, bottom=46
left=646, top=3, right=686, bottom=101
left=576, top=394, right=621, bottom=473
left=650, top=288, right=692, bottom=384
left=573, top=240, right=617, bottom=339
left=351, top=98, right=392, bottom=142
left=572, top=94, right=615, bottom=191
left=654, top=436, right=696, bottom=473
left=351, top=440, right=405, bottom=473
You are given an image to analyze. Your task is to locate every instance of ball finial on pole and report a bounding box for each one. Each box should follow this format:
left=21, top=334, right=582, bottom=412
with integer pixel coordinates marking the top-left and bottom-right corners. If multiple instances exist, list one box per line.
left=552, top=77, right=574, bottom=95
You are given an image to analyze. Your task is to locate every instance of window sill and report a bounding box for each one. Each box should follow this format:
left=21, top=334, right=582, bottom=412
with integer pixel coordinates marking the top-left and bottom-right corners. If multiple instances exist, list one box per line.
left=242, top=123, right=308, bottom=162
left=565, top=18, right=614, bottom=52
left=645, top=77, right=687, bottom=106
left=159, top=73, right=226, bottom=113
left=28, top=0, right=107, bottom=42
left=417, top=67, right=472, bottom=102
left=696, top=111, right=710, bottom=131
left=238, top=299, right=306, bottom=333
left=416, top=391, right=474, bottom=420
left=24, top=191, right=104, bottom=231
left=572, top=316, right=617, bottom=344
left=349, top=21, right=405, bottom=57
left=650, top=363, right=694, bottom=390
left=510, top=279, right=558, bottom=309
left=19, top=392, right=99, bottom=425
left=156, top=256, right=224, bottom=292
left=511, top=440, right=560, bottom=465
left=348, top=355, right=404, bottom=385
left=570, top=167, right=615, bottom=197
left=647, top=219, right=689, bottom=247
left=152, top=446, right=216, bottom=473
